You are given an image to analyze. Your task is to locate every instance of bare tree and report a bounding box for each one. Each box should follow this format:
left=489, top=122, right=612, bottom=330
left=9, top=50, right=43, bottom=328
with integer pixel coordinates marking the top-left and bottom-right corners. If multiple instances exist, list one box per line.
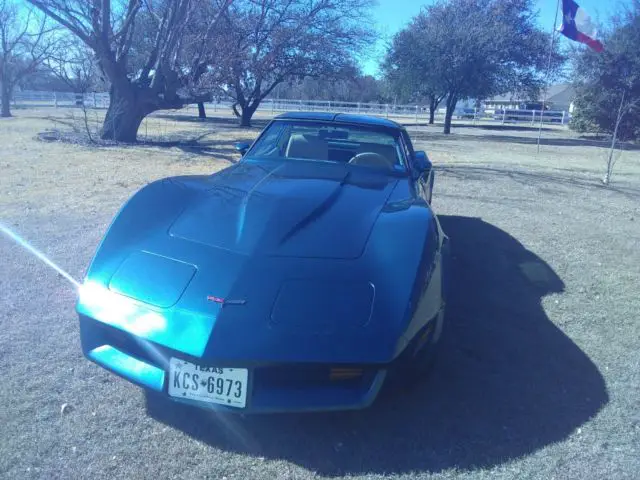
left=46, top=36, right=99, bottom=93
left=211, top=0, right=376, bottom=127
left=282, top=68, right=386, bottom=103
left=0, top=0, right=58, bottom=117
left=603, top=87, right=639, bottom=184
left=28, top=0, right=231, bottom=142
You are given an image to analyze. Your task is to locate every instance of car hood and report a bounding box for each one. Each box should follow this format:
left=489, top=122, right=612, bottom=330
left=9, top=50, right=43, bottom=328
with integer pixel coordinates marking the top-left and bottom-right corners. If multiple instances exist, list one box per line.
left=169, top=159, right=399, bottom=259
left=79, top=160, right=418, bottom=363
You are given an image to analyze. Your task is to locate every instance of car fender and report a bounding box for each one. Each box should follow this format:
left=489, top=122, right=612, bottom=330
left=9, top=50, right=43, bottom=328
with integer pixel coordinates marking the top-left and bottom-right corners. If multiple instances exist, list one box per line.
left=363, top=200, right=444, bottom=359
left=84, top=176, right=202, bottom=285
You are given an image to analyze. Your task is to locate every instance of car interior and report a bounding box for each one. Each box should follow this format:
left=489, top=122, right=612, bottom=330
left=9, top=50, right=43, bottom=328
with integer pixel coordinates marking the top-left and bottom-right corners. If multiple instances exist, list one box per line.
left=283, top=131, right=401, bottom=171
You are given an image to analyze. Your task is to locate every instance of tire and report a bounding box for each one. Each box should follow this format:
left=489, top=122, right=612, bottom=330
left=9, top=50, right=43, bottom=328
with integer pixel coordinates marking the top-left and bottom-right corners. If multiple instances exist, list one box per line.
left=389, top=308, right=444, bottom=388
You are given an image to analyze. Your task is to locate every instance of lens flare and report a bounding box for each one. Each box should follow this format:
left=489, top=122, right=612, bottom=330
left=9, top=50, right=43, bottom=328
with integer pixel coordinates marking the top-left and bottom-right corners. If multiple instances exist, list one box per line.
left=0, top=222, right=80, bottom=288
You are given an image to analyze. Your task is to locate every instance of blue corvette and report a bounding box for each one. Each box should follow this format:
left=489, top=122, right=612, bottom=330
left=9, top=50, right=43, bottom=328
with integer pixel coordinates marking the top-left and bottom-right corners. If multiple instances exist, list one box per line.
left=77, top=112, right=449, bottom=413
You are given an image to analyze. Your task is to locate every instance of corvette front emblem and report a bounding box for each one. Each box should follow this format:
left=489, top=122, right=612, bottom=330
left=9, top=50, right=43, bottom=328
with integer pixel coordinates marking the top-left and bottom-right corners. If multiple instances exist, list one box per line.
left=207, top=295, right=246, bottom=306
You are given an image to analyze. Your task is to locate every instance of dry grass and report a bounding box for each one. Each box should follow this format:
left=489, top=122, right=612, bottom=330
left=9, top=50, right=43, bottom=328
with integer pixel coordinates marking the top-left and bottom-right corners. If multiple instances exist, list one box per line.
left=0, top=108, right=259, bottom=221
left=0, top=107, right=639, bottom=480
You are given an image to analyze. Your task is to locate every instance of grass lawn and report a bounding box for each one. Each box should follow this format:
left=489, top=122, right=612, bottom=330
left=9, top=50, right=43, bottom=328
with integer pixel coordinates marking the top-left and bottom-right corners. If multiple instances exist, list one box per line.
left=0, top=108, right=639, bottom=480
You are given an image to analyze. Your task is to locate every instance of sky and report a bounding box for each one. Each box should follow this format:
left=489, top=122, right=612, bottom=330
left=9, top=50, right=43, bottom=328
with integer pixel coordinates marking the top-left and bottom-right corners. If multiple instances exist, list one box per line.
left=361, top=0, right=623, bottom=76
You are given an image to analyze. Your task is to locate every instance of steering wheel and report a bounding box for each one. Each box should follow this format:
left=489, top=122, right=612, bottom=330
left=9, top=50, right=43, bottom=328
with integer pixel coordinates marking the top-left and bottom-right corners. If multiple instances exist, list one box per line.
left=348, top=152, right=393, bottom=170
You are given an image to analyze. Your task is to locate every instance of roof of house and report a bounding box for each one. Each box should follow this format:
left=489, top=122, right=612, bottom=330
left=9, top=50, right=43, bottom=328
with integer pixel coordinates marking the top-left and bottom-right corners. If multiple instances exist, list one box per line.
left=486, top=83, right=575, bottom=104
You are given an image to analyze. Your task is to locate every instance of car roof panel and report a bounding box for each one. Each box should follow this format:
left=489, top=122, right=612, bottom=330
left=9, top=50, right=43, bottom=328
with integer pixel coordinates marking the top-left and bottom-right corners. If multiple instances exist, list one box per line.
left=273, top=111, right=403, bottom=130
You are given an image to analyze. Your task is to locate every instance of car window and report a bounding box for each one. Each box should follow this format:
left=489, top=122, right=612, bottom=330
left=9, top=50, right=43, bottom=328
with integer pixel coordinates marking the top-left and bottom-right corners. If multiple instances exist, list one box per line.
left=400, top=130, right=416, bottom=160
left=245, top=120, right=407, bottom=172
left=249, top=121, right=288, bottom=157
left=398, top=133, right=414, bottom=170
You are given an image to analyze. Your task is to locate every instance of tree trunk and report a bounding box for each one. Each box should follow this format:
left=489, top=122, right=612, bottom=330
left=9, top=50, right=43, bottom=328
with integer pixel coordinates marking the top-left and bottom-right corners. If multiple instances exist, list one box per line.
left=232, top=102, right=241, bottom=118
left=239, top=103, right=257, bottom=127
left=428, top=96, right=437, bottom=124
left=100, top=87, right=146, bottom=142
left=1, top=81, right=12, bottom=118
left=197, top=102, right=206, bottom=119
left=443, top=94, right=458, bottom=134
left=603, top=89, right=627, bottom=186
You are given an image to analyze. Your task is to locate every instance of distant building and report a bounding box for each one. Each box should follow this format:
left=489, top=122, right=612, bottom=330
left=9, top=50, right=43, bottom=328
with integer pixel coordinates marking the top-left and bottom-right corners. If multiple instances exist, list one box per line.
left=484, top=83, right=575, bottom=112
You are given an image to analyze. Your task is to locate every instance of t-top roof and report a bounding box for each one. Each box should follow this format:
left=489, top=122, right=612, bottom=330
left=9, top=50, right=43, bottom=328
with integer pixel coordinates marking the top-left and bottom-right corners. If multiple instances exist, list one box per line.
left=274, top=111, right=404, bottom=129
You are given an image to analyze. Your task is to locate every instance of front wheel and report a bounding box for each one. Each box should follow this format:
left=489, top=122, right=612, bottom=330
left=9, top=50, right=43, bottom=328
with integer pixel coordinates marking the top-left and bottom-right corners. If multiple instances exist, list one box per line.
left=389, top=308, right=444, bottom=388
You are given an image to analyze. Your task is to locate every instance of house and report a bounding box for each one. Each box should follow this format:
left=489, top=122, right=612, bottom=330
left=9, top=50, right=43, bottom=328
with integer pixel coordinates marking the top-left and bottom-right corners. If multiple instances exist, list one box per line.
left=484, top=83, right=575, bottom=112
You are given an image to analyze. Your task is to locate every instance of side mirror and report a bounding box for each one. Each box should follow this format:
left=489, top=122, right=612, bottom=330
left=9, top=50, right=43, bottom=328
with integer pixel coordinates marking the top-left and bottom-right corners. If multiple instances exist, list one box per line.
left=234, top=141, right=251, bottom=156
left=413, top=151, right=432, bottom=178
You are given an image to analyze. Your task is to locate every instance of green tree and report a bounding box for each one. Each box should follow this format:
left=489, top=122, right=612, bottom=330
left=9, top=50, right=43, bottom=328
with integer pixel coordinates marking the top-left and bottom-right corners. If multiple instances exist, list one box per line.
left=383, top=26, right=445, bottom=124
left=570, top=2, right=640, bottom=184
left=386, top=0, right=562, bottom=134
left=570, top=3, right=640, bottom=143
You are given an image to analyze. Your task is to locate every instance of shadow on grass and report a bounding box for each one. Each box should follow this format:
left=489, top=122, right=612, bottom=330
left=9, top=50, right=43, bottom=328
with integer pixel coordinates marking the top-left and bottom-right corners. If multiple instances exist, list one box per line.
left=410, top=128, right=640, bottom=150
left=152, top=113, right=270, bottom=131
left=437, top=165, right=640, bottom=199
left=455, top=123, right=558, bottom=132
left=468, top=135, right=640, bottom=150
left=146, top=215, right=608, bottom=476
left=402, top=121, right=558, bottom=131
left=35, top=127, right=251, bottom=164
left=140, top=136, right=245, bottom=163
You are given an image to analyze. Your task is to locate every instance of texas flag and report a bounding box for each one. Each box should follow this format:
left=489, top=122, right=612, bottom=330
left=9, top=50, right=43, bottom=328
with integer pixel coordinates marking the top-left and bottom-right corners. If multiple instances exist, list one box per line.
left=559, top=0, right=604, bottom=52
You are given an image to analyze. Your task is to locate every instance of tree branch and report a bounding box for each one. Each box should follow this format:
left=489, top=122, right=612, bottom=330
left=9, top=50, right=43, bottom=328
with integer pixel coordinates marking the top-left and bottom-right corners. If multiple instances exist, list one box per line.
left=27, top=0, right=93, bottom=45
left=115, top=0, right=138, bottom=36
left=101, top=0, right=111, bottom=41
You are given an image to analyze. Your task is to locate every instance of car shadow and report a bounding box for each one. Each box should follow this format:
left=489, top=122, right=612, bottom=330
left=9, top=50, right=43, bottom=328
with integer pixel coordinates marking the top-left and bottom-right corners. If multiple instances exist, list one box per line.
left=145, top=215, right=608, bottom=476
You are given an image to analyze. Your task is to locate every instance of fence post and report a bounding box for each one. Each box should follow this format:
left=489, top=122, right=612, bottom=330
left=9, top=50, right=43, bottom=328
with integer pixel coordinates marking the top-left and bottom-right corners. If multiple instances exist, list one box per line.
left=415, top=105, right=418, bottom=124
left=386, top=104, right=389, bottom=118
left=501, top=109, right=506, bottom=124
left=531, top=110, right=536, bottom=125
left=561, top=110, right=566, bottom=125
left=54, top=92, right=57, bottom=108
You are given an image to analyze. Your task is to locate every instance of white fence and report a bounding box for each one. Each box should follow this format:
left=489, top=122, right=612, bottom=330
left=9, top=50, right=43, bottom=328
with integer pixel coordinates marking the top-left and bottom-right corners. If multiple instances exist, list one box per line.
left=266, top=99, right=570, bottom=125
left=13, top=90, right=110, bottom=108
left=12, top=90, right=570, bottom=126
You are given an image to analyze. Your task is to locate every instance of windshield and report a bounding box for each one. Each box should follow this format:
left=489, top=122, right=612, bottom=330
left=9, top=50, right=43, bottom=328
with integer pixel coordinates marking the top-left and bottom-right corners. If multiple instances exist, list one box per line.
left=246, top=120, right=407, bottom=172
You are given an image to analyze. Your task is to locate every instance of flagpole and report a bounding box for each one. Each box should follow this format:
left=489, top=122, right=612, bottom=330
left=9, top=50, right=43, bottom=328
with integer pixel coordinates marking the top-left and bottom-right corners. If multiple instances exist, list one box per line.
left=537, top=0, right=562, bottom=154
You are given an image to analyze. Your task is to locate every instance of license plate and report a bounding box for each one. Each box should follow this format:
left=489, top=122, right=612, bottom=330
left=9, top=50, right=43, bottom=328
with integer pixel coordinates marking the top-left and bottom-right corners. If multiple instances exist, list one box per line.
left=168, top=358, right=248, bottom=408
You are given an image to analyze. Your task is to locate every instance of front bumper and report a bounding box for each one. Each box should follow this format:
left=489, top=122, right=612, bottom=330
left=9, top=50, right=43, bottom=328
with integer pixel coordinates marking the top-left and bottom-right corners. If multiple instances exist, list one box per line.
left=79, top=315, right=387, bottom=413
